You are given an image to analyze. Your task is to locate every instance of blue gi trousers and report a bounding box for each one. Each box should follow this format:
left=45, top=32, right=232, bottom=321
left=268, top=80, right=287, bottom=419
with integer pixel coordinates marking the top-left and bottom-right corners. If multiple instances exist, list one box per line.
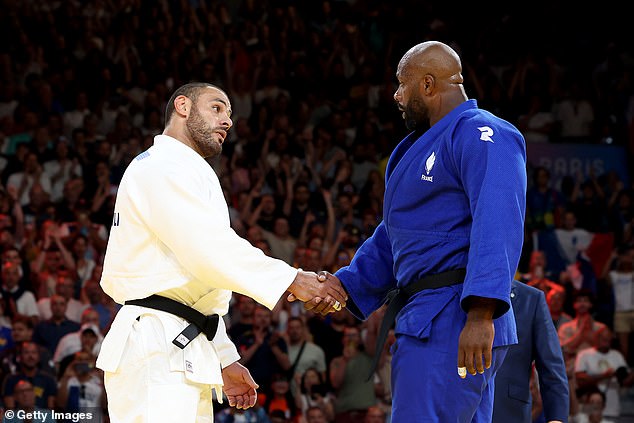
left=391, top=297, right=509, bottom=422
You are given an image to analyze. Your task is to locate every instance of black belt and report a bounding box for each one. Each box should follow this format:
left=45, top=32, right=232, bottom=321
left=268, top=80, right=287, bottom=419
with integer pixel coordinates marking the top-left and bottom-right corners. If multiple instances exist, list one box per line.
left=368, top=268, right=466, bottom=379
left=125, top=295, right=220, bottom=349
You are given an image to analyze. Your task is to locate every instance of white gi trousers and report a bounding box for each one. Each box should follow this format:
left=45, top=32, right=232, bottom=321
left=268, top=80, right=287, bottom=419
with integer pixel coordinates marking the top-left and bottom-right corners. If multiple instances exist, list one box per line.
left=101, top=307, right=227, bottom=423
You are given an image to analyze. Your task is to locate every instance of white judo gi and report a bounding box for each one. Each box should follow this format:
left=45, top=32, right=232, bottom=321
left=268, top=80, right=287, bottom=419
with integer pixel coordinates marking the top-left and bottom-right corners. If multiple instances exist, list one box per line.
left=96, top=135, right=298, bottom=422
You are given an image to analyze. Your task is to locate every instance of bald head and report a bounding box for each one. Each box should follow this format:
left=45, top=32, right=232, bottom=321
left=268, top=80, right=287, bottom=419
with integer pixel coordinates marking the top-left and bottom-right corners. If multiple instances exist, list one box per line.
left=394, top=41, right=467, bottom=128
left=398, top=41, right=464, bottom=87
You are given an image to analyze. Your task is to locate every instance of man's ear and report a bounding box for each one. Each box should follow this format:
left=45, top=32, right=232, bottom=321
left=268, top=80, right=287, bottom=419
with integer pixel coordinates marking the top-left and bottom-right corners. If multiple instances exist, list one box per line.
left=173, top=95, right=190, bottom=117
left=421, top=74, right=435, bottom=95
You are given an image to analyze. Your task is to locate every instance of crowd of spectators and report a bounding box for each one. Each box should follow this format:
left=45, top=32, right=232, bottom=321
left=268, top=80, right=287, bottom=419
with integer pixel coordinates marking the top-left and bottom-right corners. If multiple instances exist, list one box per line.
left=0, top=0, right=633, bottom=422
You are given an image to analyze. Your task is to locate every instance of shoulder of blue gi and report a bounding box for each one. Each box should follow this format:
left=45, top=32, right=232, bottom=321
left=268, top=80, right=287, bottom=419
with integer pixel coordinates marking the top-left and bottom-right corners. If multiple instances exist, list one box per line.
left=450, top=100, right=527, bottom=319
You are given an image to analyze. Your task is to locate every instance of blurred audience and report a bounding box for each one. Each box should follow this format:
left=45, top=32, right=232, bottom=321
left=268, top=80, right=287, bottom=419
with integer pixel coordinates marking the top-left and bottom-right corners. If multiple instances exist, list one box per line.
left=0, top=0, right=632, bottom=420
left=575, top=326, right=634, bottom=419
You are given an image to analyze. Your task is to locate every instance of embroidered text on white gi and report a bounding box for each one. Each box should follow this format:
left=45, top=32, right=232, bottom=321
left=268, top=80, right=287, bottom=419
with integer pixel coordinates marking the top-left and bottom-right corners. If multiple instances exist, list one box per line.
left=112, top=212, right=120, bottom=226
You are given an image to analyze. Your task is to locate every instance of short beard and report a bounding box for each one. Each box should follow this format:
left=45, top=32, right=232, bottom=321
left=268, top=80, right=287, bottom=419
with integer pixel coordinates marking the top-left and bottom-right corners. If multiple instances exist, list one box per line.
left=186, top=105, right=222, bottom=158
left=403, top=98, right=427, bottom=131
left=404, top=113, right=418, bottom=131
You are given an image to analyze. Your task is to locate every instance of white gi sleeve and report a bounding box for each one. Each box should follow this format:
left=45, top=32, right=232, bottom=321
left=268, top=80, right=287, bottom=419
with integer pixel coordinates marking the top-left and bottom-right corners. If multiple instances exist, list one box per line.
left=213, top=317, right=241, bottom=368
left=131, top=161, right=297, bottom=310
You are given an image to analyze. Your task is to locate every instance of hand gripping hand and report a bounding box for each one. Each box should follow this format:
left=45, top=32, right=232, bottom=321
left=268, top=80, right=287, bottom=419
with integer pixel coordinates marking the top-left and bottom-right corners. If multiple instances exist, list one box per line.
left=287, top=270, right=347, bottom=315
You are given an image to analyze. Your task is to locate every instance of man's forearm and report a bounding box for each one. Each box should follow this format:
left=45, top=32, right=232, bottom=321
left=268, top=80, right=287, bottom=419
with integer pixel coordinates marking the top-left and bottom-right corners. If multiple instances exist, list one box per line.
left=464, top=297, right=497, bottom=320
left=271, top=345, right=291, bottom=370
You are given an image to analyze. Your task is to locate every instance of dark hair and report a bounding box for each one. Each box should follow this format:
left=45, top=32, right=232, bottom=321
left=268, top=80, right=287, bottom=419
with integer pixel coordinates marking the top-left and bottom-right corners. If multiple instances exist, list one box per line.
left=264, top=373, right=297, bottom=418
left=45, top=244, right=61, bottom=253
left=287, top=316, right=304, bottom=326
left=271, top=372, right=289, bottom=383
left=300, top=367, right=326, bottom=395
left=269, top=410, right=287, bottom=420
left=531, top=166, right=550, bottom=186
left=576, top=385, right=606, bottom=405
left=71, top=127, right=86, bottom=139
left=72, top=233, right=90, bottom=247
left=293, top=181, right=310, bottom=193
left=12, top=315, right=34, bottom=330
left=164, top=82, right=222, bottom=125
left=572, top=288, right=595, bottom=304
left=1, top=245, right=22, bottom=258
left=81, top=326, right=98, bottom=337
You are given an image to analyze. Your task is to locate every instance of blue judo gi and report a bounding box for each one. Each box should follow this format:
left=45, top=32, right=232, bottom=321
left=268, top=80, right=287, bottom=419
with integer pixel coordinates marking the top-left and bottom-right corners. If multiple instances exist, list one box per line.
left=336, top=100, right=527, bottom=422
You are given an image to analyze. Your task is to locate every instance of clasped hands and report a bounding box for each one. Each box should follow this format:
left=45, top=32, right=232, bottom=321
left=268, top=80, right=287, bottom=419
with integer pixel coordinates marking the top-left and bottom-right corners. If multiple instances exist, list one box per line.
left=287, top=270, right=347, bottom=315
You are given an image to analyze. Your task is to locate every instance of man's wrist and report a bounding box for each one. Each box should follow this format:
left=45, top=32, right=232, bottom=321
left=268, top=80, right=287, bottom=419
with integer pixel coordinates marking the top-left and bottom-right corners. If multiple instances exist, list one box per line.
left=287, top=269, right=302, bottom=293
left=465, top=297, right=497, bottom=321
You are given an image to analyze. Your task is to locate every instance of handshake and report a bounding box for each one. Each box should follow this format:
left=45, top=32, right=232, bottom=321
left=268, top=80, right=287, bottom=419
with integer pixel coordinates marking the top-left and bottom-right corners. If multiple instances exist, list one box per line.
left=286, top=270, right=347, bottom=315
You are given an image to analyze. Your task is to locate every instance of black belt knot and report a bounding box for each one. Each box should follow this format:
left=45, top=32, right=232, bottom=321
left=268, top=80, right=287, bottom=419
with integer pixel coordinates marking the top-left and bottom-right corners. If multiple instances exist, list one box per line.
left=368, top=268, right=466, bottom=380
left=125, top=294, right=220, bottom=349
left=199, top=314, right=220, bottom=340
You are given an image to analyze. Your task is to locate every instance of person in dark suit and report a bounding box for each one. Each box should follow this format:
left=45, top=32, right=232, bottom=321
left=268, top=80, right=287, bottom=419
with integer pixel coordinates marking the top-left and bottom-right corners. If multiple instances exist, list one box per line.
left=493, top=280, right=569, bottom=423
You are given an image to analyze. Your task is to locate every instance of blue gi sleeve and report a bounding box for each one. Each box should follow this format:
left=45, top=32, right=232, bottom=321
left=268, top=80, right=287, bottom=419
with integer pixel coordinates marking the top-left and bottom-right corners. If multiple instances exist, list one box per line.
left=335, top=221, right=397, bottom=320
left=452, top=115, right=527, bottom=318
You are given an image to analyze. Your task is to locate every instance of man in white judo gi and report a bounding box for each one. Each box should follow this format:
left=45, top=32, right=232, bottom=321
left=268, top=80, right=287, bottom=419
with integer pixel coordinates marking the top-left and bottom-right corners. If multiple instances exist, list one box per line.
left=96, top=82, right=347, bottom=423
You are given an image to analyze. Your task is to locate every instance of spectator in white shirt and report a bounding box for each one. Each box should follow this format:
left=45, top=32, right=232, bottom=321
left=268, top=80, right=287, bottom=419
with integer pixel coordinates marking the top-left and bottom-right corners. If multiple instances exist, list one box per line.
left=603, top=244, right=634, bottom=361
left=62, top=91, right=91, bottom=138
left=6, top=152, right=52, bottom=207
left=57, top=350, right=106, bottom=420
left=37, top=270, right=88, bottom=323
left=53, top=308, right=103, bottom=367
left=42, top=138, right=82, bottom=203
left=555, top=210, right=594, bottom=266
left=575, top=326, right=634, bottom=418
left=0, top=261, right=39, bottom=322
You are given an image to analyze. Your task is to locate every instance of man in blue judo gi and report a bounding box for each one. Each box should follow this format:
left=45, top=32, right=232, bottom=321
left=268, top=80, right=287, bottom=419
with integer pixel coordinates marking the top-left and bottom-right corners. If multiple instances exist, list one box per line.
left=305, top=41, right=527, bottom=421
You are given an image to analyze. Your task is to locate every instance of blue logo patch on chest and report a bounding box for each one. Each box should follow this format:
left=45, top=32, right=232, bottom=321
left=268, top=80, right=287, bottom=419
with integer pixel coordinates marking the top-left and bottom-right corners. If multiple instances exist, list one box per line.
left=421, top=151, right=436, bottom=182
